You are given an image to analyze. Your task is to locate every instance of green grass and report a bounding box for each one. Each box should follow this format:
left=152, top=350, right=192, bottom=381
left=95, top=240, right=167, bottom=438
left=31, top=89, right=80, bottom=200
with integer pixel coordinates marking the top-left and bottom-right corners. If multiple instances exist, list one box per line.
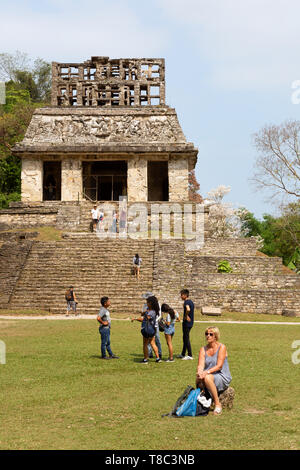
left=0, top=226, right=63, bottom=241
left=0, top=319, right=300, bottom=450
left=1, top=308, right=300, bottom=323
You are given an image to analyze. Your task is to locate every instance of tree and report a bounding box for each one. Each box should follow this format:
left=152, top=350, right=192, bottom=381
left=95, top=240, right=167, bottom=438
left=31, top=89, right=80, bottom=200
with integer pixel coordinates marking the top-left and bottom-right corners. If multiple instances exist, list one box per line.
left=252, top=120, right=300, bottom=200
left=188, top=169, right=203, bottom=202
left=237, top=202, right=300, bottom=268
left=0, top=51, right=30, bottom=81
left=205, top=185, right=244, bottom=238
left=0, top=52, right=51, bottom=103
left=33, top=58, right=51, bottom=103
left=0, top=52, right=51, bottom=208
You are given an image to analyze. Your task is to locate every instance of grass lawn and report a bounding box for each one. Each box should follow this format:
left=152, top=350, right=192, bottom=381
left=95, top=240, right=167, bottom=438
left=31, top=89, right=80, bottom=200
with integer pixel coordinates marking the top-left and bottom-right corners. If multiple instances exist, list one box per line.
left=0, top=319, right=299, bottom=450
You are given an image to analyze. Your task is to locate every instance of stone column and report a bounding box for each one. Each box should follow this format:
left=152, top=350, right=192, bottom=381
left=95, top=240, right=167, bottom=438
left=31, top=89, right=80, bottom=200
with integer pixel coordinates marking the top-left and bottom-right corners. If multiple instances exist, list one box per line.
left=21, top=157, right=43, bottom=202
left=127, top=157, right=148, bottom=201
left=61, top=158, right=82, bottom=201
left=168, top=155, right=189, bottom=201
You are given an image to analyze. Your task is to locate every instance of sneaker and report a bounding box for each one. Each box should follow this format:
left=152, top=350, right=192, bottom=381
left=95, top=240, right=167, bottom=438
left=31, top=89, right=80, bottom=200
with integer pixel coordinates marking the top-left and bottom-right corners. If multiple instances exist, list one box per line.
left=101, top=356, right=112, bottom=360
left=182, top=356, right=194, bottom=360
left=141, top=359, right=149, bottom=364
left=166, top=358, right=174, bottom=362
left=155, top=358, right=162, bottom=363
left=109, top=355, right=119, bottom=359
left=177, top=354, right=184, bottom=359
left=159, top=354, right=162, bottom=360
left=149, top=354, right=154, bottom=359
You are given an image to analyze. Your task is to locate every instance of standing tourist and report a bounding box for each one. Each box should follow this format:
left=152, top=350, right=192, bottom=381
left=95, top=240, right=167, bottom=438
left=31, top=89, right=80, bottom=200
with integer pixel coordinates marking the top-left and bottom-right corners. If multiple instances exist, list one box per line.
left=141, top=292, right=162, bottom=359
left=132, top=253, right=142, bottom=280
left=196, top=326, right=232, bottom=415
left=65, top=286, right=78, bottom=316
left=91, top=205, right=99, bottom=232
left=179, top=289, right=194, bottom=360
left=161, top=303, right=180, bottom=362
left=111, top=210, right=118, bottom=233
left=97, top=296, right=119, bottom=360
left=131, top=295, right=161, bottom=364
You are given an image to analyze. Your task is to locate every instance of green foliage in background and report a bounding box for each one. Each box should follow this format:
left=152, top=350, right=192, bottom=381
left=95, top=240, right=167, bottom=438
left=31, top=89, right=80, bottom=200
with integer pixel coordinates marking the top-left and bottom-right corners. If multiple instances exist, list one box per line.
left=238, top=203, right=300, bottom=268
left=0, top=52, right=51, bottom=208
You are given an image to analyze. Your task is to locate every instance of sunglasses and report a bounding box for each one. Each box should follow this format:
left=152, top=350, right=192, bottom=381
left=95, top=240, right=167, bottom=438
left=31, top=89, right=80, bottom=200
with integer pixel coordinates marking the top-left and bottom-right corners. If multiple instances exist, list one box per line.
left=205, top=332, right=214, bottom=337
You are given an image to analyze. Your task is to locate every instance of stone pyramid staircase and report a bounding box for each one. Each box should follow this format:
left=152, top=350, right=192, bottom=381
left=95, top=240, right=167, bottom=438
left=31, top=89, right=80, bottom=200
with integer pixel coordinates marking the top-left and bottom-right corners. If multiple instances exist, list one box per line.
left=8, top=234, right=155, bottom=315
left=1, top=232, right=299, bottom=316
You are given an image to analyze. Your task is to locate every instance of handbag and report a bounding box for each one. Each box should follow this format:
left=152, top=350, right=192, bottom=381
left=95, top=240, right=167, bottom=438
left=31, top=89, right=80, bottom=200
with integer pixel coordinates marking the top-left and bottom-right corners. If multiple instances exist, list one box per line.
left=158, top=318, right=166, bottom=332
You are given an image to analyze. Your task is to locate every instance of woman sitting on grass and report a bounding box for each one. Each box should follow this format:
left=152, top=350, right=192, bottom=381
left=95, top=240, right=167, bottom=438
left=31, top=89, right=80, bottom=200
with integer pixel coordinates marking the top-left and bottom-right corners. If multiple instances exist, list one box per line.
left=161, top=304, right=180, bottom=362
left=196, top=326, right=232, bottom=415
left=131, top=295, right=161, bottom=364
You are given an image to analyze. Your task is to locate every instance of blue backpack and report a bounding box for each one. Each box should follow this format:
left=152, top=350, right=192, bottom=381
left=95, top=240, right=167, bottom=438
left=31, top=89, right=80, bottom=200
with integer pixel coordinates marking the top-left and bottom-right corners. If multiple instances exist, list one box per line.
left=176, top=388, right=200, bottom=417
left=162, top=386, right=210, bottom=418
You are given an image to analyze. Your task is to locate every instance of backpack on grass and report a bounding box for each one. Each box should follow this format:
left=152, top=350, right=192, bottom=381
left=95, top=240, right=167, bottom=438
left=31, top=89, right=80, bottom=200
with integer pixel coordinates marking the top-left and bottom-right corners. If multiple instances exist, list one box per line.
left=162, top=386, right=210, bottom=418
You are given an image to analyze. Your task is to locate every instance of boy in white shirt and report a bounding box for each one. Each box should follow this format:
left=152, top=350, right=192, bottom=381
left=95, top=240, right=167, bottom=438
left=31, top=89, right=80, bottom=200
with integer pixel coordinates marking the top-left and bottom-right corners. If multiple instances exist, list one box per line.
left=91, top=205, right=99, bottom=232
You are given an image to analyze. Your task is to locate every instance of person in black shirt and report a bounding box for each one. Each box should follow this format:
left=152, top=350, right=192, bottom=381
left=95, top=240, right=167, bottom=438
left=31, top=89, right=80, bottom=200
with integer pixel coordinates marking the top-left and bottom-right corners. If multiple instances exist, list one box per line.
left=179, top=289, right=194, bottom=360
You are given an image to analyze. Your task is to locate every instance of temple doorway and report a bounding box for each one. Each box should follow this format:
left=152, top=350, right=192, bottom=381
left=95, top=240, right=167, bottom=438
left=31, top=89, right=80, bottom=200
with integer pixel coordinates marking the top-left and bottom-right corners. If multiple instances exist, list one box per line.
left=83, top=161, right=127, bottom=201
left=43, top=161, right=61, bottom=201
left=147, top=161, right=169, bottom=201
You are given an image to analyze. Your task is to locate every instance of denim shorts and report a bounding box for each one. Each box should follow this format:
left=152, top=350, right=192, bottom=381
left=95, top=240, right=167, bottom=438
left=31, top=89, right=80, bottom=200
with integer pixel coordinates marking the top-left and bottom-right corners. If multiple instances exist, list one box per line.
left=164, top=325, right=175, bottom=336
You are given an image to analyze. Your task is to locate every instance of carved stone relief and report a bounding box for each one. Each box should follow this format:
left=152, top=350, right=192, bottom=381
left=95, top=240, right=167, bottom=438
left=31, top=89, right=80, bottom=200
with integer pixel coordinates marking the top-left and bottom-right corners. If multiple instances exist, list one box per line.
left=23, top=113, right=185, bottom=145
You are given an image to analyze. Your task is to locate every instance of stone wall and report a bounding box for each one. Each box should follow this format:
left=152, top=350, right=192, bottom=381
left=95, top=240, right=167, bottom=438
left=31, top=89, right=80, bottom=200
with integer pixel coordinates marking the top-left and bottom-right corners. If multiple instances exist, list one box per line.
left=127, top=157, right=148, bottom=201
left=188, top=273, right=300, bottom=289
left=186, top=255, right=285, bottom=275
left=21, top=158, right=43, bottom=202
left=0, top=239, right=34, bottom=305
left=61, top=158, right=83, bottom=201
left=0, top=233, right=299, bottom=315
left=153, top=240, right=186, bottom=311
left=168, top=156, right=189, bottom=201
left=191, top=237, right=260, bottom=257
left=192, top=288, right=300, bottom=315
left=0, top=206, right=57, bottom=230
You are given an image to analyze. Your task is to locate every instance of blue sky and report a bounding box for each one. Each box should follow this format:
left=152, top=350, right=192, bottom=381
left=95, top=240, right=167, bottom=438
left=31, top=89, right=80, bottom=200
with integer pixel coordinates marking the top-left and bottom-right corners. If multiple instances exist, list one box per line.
left=1, top=0, right=300, bottom=217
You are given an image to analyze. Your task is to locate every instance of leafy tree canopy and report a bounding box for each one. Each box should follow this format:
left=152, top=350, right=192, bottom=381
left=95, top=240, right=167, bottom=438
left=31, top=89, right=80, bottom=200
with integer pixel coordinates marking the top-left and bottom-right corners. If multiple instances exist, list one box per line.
left=0, top=52, right=51, bottom=208
left=238, top=202, right=300, bottom=269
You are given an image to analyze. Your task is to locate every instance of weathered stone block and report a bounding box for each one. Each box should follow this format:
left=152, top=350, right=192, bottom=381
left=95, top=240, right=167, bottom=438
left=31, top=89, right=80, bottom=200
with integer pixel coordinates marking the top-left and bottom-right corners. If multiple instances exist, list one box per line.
left=282, top=309, right=300, bottom=318
left=201, top=306, right=222, bottom=316
left=219, top=387, right=235, bottom=409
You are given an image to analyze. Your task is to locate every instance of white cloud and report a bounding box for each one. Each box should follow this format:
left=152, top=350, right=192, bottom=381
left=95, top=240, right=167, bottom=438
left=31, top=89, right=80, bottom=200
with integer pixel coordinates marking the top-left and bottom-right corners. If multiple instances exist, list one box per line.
left=0, top=1, right=167, bottom=62
left=159, top=0, right=300, bottom=90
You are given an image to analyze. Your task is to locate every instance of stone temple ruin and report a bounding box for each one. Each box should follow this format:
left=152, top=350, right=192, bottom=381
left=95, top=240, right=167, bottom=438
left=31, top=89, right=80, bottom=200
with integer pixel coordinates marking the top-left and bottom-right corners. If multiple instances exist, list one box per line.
left=14, top=57, right=196, bottom=204
left=0, top=56, right=299, bottom=316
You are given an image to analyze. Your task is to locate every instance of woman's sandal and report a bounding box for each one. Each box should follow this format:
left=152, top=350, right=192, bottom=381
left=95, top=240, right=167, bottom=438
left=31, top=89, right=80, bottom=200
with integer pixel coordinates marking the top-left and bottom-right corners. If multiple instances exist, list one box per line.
left=213, top=406, right=222, bottom=415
